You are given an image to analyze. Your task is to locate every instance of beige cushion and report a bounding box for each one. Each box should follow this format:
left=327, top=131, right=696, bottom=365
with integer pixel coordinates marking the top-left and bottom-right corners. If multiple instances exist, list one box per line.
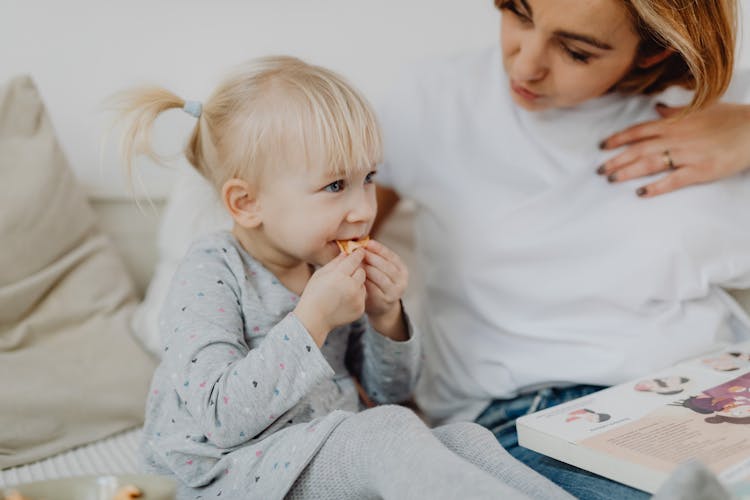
left=0, top=75, right=156, bottom=469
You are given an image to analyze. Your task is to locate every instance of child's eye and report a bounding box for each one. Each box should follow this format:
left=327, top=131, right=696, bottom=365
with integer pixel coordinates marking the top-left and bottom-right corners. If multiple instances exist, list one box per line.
left=324, top=180, right=345, bottom=193
left=364, top=171, right=376, bottom=184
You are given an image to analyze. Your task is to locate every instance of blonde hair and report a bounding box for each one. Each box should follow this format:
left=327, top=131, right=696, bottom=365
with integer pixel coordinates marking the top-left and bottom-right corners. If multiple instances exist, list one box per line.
left=616, top=0, right=737, bottom=110
left=113, top=56, right=382, bottom=191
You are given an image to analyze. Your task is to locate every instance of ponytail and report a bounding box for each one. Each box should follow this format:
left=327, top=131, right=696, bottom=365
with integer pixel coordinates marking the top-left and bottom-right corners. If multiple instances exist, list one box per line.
left=111, top=55, right=383, bottom=195
left=111, top=86, right=214, bottom=188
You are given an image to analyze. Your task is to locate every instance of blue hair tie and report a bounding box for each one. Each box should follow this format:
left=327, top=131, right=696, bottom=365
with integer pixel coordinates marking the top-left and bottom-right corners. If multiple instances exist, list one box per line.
left=183, top=100, right=202, bottom=118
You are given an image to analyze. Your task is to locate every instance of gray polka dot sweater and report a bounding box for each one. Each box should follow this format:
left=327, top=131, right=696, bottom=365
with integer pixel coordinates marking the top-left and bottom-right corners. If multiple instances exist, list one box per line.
left=141, top=232, right=421, bottom=499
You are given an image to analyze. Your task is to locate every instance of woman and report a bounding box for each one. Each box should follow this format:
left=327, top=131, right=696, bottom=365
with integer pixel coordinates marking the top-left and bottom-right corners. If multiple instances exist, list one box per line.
left=374, top=0, right=750, bottom=497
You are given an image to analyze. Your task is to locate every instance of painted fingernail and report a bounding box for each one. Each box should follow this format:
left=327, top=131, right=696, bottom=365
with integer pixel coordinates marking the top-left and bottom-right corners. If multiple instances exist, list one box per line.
left=598, top=139, right=608, bottom=149
left=636, top=187, right=647, bottom=197
left=596, top=164, right=607, bottom=175
left=607, top=173, right=617, bottom=183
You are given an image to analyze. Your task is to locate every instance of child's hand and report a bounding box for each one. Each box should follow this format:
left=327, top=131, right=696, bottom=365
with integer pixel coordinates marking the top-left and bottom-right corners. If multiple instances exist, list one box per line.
left=294, top=250, right=366, bottom=346
left=363, top=239, right=409, bottom=341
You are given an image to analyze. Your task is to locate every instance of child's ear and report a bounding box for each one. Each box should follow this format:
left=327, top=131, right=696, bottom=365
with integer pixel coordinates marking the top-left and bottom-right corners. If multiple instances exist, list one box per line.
left=222, top=178, right=262, bottom=228
left=636, top=48, right=674, bottom=69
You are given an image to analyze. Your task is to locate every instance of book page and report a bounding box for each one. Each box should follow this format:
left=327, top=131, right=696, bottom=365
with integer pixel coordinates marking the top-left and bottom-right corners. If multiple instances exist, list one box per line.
left=520, top=365, right=731, bottom=444
left=518, top=341, right=750, bottom=487
left=582, top=400, right=750, bottom=479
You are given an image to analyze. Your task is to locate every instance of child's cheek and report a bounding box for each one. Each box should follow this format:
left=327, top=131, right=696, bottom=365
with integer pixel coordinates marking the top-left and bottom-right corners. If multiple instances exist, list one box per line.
left=314, top=242, right=341, bottom=267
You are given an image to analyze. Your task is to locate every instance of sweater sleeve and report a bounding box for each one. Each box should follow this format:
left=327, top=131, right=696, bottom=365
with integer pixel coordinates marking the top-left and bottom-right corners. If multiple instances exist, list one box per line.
left=160, top=249, right=334, bottom=449
left=345, top=312, right=421, bottom=404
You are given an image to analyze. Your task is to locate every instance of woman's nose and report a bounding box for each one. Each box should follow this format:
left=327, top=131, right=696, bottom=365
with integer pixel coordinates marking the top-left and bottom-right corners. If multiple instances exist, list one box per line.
left=512, top=36, right=548, bottom=82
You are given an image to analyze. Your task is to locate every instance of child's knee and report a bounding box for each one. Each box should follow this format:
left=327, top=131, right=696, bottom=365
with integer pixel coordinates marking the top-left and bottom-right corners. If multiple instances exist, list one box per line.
left=433, top=421, right=500, bottom=448
left=358, top=404, right=426, bottom=433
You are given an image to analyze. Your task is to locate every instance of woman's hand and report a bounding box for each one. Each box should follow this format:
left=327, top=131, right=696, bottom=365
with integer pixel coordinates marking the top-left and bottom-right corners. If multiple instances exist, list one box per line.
left=294, top=250, right=366, bottom=346
left=362, top=239, right=409, bottom=341
left=597, top=102, right=750, bottom=197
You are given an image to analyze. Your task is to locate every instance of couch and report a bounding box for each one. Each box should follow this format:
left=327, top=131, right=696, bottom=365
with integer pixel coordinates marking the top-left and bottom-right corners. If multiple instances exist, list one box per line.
left=3, top=72, right=750, bottom=493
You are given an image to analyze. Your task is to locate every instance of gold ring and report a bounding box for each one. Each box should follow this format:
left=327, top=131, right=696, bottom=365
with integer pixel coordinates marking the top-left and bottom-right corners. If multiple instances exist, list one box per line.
left=662, top=149, right=675, bottom=170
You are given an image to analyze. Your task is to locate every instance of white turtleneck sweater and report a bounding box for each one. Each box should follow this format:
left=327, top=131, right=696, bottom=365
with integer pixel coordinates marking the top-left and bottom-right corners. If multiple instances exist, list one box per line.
left=377, top=45, right=750, bottom=424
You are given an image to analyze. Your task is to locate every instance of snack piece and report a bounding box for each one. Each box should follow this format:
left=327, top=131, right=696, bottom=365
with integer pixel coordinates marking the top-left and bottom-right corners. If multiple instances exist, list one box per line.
left=3, top=491, right=30, bottom=500
left=2, top=483, right=143, bottom=500
left=336, top=236, right=370, bottom=255
left=113, top=485, right=142, bottom=500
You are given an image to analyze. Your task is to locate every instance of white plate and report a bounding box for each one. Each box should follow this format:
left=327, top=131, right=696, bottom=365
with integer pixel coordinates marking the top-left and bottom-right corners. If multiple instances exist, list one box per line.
left=1, top=474, right=176, bottom=500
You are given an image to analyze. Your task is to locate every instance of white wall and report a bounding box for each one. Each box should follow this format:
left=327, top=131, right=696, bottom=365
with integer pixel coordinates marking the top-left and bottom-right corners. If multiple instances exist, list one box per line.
left=1, top=0, right=748, bottom=198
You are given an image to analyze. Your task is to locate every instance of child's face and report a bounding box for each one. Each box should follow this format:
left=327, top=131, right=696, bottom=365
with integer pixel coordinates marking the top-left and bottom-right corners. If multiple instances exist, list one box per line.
left=499, top=0, right=641, bottom=111
left=257, top=163, right=377, bottom=267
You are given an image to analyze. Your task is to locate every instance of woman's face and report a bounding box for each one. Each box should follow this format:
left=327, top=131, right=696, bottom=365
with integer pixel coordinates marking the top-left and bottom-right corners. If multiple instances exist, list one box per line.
left=499, top=0, right=641, bottom=111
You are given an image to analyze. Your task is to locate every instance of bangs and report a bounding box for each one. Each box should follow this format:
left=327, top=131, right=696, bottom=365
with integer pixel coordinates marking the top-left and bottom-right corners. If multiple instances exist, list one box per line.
left=289, top=73, right=382, bottom=176
left=223, top=61, right=382, bottom=182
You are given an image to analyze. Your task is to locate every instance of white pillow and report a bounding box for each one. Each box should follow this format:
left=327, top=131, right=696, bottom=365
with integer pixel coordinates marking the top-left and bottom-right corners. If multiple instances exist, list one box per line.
left=131, top=166, right=231, bottom=356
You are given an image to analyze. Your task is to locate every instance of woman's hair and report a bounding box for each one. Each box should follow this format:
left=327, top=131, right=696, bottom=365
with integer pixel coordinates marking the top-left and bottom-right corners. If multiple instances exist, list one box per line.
left=492, top=0, right=738, bottom=110
left=113, top=56, right=382, bottom=191
left=617, top=0, right=737, bottom=110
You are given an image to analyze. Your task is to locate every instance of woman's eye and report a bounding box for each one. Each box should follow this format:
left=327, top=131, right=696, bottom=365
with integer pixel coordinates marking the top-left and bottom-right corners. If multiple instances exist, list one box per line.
left=324, top=180, right=345, bottom=193
left=364, top=171, right=376, bottom=184
left=499, top=1, right=532, bottom=24
left=563, top=46, right=593, bottom=64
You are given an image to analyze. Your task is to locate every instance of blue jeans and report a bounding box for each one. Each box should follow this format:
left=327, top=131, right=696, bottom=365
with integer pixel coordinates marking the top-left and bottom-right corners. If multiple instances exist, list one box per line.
left=475, top=385, right=650, bottom=500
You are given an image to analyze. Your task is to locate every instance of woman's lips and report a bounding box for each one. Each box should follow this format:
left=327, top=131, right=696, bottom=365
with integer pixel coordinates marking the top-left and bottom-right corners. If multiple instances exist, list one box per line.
left=511, top=81, right=541, bottom=101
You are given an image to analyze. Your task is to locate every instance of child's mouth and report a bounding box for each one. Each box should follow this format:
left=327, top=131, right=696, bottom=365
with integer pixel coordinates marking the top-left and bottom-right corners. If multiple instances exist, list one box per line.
left=336, top=236, right=370, bottom=255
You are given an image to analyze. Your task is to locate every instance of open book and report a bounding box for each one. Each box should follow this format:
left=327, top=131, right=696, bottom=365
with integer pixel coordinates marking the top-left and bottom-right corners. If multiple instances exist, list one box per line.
left=517, top=341, right=750, bottom=495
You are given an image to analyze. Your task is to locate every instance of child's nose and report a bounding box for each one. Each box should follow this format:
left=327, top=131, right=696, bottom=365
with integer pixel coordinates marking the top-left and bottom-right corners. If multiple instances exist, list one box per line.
left=346, top=191, right=376, bottom=223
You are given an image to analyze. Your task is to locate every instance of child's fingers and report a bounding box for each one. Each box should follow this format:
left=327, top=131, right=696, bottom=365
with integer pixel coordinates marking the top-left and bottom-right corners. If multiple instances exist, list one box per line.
left=364, top=264, right=393, bottom=295
left=322, top=250, right=348, bottom=270
left=336, top=249, right=366, bottom=276
left=352, top=267, right=366, bottom=284
left=365, top=279, right=386, bottom=302
left=364, top=239, right=397, bottom=259
left=365, top=240, right=406, bottom=272
left=364, top=249, right=399, bottom=281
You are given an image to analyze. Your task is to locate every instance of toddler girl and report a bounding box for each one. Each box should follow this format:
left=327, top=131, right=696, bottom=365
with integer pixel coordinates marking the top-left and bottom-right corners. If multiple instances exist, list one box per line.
left=115, top=56, right=571, bottom=499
